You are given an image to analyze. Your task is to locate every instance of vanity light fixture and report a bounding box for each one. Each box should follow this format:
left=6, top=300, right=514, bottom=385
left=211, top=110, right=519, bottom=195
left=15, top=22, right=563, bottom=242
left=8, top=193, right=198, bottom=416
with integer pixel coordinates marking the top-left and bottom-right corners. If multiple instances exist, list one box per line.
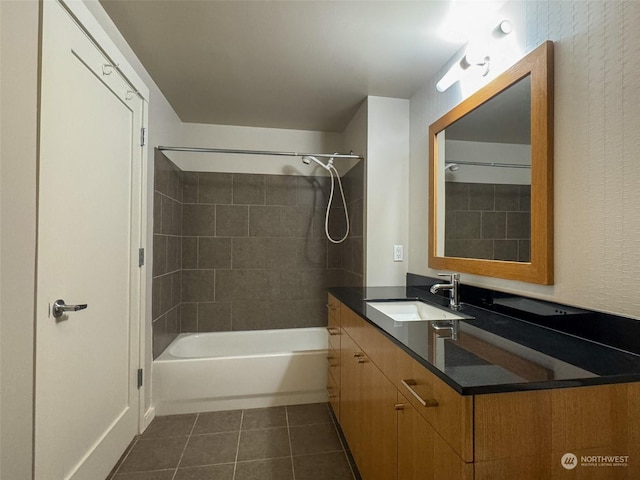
left=435, top=19, right=512, bottom=93
left=436, top=54, right=490, bottom=92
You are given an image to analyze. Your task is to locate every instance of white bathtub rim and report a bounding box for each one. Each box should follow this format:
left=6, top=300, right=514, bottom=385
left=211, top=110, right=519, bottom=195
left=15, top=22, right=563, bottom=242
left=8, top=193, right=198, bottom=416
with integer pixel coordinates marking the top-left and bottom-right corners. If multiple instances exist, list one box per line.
left=156, top=327, right=328, bottom=361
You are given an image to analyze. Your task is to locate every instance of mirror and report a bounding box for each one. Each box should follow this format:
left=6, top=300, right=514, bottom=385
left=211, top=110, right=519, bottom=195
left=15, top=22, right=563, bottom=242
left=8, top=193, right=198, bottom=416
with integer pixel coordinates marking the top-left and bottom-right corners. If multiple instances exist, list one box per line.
left=429, top=41, right=554, bottom=284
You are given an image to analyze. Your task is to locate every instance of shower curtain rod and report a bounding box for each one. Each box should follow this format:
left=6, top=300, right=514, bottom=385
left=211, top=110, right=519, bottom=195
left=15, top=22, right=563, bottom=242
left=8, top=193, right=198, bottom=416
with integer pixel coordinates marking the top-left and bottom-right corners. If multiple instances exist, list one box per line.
left=447, top=161, right=530, bottom=169
left=157, top=146, right=364, bottom=160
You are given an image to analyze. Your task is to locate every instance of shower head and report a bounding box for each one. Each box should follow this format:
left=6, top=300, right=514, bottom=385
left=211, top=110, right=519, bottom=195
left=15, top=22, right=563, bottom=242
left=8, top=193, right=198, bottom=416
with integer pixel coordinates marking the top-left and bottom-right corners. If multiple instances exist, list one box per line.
left=444, top=163, right=460, bottom=172
left=302, top=155, right=331, bottom=171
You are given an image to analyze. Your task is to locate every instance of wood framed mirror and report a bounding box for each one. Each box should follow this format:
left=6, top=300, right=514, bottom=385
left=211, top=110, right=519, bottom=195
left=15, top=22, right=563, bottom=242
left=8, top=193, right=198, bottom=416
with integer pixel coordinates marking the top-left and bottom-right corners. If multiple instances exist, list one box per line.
left=428, top=41, right=554, bottom=284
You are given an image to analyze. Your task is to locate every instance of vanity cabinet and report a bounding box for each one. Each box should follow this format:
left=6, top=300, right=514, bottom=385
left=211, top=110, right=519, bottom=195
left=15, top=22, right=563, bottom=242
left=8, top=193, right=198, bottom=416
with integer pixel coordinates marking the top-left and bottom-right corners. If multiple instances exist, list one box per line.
left=326, top=295, right=341, bottom=418
left=329, top=294, right=467, bottom=480
left=327, top=294, right=640, bottom=480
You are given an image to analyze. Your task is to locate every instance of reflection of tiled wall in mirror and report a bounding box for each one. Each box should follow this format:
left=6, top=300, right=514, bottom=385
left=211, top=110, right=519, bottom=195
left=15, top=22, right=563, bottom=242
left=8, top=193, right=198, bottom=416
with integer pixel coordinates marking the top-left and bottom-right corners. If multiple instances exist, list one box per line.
left=444, top=182, right=530, bottom=262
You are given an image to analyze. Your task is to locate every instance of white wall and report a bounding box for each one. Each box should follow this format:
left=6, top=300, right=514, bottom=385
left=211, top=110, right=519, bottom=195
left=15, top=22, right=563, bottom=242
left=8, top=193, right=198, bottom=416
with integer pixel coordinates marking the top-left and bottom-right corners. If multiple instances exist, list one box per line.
left=0, top=1, right=40, bottom=478
left=409, top=0, right=640, bottom=319
left=167, top=122, right=345, bottom=176
left=366, top=97, right=410, bottom=286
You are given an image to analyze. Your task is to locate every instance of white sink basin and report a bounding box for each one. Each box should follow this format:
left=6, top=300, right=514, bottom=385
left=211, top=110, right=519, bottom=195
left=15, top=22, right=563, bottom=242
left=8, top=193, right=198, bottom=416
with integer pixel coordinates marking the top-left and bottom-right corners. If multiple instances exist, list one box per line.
left=367, top=301, right=465, bottom=322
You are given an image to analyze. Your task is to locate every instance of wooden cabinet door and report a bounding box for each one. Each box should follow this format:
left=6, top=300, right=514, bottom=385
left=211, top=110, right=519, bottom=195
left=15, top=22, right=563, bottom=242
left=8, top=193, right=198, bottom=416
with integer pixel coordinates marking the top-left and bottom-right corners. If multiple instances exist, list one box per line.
left=340, top=329, right=363, bottom=465
left=361, top=356, right=398, bottom=480
left=397, top=392, right=435, bottom=480
left=397, top=392, right=473, bottom=480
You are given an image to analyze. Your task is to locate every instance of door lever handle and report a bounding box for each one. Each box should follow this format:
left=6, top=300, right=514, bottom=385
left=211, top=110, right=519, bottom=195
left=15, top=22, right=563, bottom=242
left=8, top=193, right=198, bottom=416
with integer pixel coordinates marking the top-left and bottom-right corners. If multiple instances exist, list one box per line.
left=52, top=299, right=88, bottom=318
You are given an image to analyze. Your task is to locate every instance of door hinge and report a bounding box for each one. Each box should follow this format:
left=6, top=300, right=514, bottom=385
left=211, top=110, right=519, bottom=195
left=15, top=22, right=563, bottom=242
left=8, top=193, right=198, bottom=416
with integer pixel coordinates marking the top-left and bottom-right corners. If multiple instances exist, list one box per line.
left=140, top=127, right=147, bottom=147
left=138, top=248, right=145, bottom=267
left=137, top=368, right=143, bottom=389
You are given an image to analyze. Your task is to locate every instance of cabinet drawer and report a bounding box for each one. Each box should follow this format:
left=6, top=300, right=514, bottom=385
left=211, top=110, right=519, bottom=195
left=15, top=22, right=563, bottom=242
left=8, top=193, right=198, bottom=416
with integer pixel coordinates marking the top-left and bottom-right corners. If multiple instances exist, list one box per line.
left=327, top=320, right=340, bottom=352
left=327, top=366, right=340, bottom=420
left=341, top=306, right=397, bottom=381
left=327, top=294, right=341, bottom=322
left=327, top=348, right=340, bottom=386
left=397, top=349, right=473, bottom=462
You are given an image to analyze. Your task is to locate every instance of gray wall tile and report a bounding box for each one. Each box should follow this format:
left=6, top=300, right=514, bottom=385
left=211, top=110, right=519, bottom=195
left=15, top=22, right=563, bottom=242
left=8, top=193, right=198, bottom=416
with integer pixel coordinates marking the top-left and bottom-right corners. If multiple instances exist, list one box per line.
left=166, top=235, right=181, bottom=273
left=199, top=237, right=232, bottom=269
left=481, top=212, right=506, bottom=239
left=519, top=185, right=531, bottom=212
left=198, top=302, right=232, bottom=332
left=183, top=204, right=215, bottom=236
left=446, top=182, right=470, bottom=211
left=266, top=175, right=297, bottom=206
left=468, top=184, right=494, bottom=211
left=452, top=211, right=481, bottom=239
left=154, top=192, right=162, bottom=234
left=182, top=237, right=198, bottom=269
left=199, top=172, right=232, bottom=204
left=233, top=174, right=265, bottom=205
left=153, top=164, right=365, bottom=340
left=445, top=182, right=532, bottom=262
left=182, top=172, right=198, bottom=204
left=153, top=234, right=167, bottom=277
left=495, top=184, right=520, bottom=211
left=182, top=270, right=215, bottom=302
left=519, top=239, right=531, bottom=262
left=180, top=303, right=198, bottom=332
left=281, top=206, right=313, bottom=237
left=296, top=176, right=328, bottom=207
left=160, top=196, right=175, bottom=235
left=296, top=237, right=327, bottom=269
left=445, top=239, right=494, bottom=259
left=170, top=271, right=182, bottom=308
left=507, top=212, right=531, bottom=239
left=494, top=240, right=519, bottom=261
left=249, top=206, right=281, bottom=237
left=216, top=205, right=249, bottom=237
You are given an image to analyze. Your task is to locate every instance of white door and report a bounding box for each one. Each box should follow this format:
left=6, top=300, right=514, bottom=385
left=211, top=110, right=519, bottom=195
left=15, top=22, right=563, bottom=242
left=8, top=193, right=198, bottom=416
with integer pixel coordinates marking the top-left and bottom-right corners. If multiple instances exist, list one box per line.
left=35, top=1, right=144, bottom=478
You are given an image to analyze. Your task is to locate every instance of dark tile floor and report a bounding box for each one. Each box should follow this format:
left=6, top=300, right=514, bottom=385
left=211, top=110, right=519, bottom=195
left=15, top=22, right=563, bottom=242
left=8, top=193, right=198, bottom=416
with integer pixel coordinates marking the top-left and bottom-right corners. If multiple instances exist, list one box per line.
left=108, top=403, right=359, bottom=480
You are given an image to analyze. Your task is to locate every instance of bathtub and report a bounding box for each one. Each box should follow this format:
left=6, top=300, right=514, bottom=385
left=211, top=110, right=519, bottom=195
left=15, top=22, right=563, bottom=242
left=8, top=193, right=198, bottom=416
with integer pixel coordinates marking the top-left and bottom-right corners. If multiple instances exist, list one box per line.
left=153, top=327, right=329, bottom=415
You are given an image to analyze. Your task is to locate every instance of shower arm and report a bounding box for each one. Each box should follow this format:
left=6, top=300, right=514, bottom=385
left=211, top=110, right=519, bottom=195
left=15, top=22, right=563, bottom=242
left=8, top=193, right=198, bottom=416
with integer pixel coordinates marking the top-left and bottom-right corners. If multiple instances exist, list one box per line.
left=157, top=146, right=363, bottom=160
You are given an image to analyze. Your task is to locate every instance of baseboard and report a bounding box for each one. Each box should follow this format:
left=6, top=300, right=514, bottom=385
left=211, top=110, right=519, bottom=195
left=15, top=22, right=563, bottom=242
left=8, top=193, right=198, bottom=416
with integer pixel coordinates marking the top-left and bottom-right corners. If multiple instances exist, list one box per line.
left=142, top=406, right=155, bottom=432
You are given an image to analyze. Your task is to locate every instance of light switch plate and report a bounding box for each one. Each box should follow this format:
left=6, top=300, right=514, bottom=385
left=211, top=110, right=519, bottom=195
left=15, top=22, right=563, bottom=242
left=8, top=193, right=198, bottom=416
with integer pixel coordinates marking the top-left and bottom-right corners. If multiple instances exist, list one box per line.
left=393, top=245, right=403, bottom=262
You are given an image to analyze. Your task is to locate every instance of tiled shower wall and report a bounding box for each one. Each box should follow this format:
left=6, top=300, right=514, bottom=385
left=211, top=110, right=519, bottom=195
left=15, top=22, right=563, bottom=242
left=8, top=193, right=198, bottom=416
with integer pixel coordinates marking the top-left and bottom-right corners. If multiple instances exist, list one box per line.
left=152, top=151, right=184, bottom=357
left=444, top=182, right=531, bottom=262
left=152, top=151, right=364, bottom=358
left=334, top=161, right=364, bottom=287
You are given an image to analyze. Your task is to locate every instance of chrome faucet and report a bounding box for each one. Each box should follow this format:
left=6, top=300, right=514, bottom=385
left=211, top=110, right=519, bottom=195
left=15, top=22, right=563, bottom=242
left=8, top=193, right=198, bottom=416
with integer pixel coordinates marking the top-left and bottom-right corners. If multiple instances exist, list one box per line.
left=429, top=273, right=461, bottom=310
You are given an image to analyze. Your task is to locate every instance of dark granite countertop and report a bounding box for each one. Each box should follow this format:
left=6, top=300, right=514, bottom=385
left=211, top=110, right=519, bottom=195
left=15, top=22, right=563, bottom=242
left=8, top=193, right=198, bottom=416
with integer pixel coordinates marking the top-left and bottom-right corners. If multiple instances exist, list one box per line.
left=329, top=286, right=640, bottom=395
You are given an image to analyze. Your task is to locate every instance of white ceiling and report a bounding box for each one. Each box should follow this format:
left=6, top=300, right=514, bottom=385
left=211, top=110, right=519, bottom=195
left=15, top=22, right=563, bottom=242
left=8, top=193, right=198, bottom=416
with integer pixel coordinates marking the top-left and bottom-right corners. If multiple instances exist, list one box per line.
left=100, top=0, right=464, bottom=132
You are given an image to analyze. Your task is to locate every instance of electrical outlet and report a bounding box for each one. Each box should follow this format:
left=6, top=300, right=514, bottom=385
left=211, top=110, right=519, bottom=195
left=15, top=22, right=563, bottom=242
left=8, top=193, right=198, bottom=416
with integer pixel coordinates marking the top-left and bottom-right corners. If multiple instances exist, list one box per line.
left=393, top=245, right=403, bottom=262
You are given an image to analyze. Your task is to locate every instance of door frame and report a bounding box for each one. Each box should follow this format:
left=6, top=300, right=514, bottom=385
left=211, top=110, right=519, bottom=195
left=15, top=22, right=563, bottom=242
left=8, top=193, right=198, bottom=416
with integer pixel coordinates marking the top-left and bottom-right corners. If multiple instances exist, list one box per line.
left=53, top=0, right=150, bottom=434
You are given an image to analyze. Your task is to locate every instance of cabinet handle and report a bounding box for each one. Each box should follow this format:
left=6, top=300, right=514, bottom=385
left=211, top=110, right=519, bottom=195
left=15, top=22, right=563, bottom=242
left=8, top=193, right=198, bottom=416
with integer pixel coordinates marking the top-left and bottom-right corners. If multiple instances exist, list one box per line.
left=326, top=304, right=337, bottom=311
left=327, top=388, right=337, bottom=399
left=357, top=357, right=368, bottom=364
left=326, top=327, right=340, bottom=336
left=353, top=352, right=364, bottom=358
left=394, top=403, right=405, bottom=411
left=327, top=356, right=338, bottom=367
left=401, top=379, right=439, bottom=408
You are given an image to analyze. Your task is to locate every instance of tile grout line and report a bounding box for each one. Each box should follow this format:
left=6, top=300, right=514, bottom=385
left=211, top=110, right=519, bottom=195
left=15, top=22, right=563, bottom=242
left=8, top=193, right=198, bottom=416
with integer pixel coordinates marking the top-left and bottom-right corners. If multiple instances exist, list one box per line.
left=327, top=405, right=357, bottom=480
left=109, top=436, right=139, bottom=478
left=285, top=406, right=296, bottom=480
left=231, top=409, right=245, bottom=480
left=170, top=412, right=200, bottom=480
